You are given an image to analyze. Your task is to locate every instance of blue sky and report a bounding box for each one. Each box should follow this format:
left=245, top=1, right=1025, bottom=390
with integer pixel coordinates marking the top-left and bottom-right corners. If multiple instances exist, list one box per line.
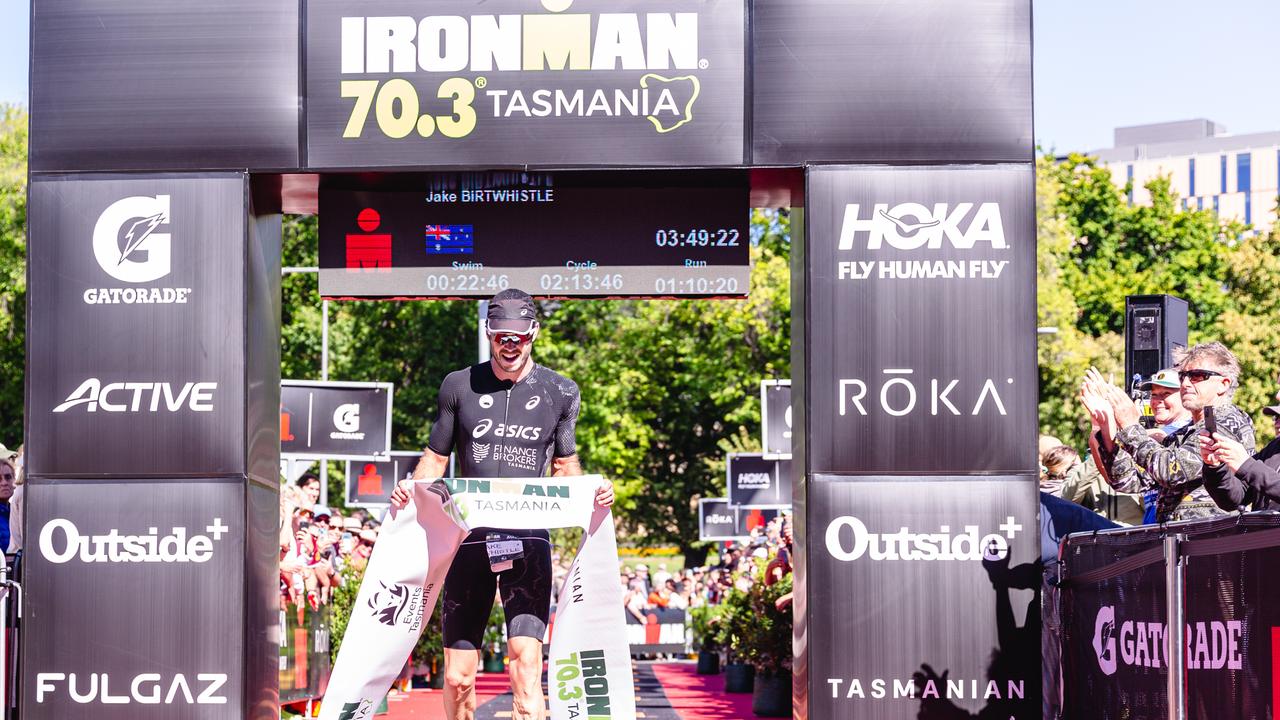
left=2, top=0, right=1277, bottom=153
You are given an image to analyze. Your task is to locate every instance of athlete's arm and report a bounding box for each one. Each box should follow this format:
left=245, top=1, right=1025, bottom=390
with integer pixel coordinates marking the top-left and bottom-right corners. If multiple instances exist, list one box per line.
left=550, top=380, right=613, bottom=507
left=390, top=375, right=459, bottom=509
left=389, top=450, right=449, bottom=509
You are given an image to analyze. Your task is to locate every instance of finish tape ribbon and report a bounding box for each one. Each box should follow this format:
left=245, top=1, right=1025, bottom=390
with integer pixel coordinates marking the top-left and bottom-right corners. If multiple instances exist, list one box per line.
left=320, top=475, right=635, bottom=720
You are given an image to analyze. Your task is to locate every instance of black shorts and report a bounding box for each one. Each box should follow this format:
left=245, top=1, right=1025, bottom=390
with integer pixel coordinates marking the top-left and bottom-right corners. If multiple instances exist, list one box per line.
left=442, top=529, right=552, bottom=650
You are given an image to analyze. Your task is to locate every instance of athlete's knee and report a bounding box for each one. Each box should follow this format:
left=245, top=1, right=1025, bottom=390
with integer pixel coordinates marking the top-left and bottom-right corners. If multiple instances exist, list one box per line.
left=445, top=668, right=476, bottom=695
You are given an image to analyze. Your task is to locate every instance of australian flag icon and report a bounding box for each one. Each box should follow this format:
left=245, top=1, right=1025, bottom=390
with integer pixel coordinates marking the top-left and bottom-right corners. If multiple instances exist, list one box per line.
left=424, top=224, right=474, bottom=254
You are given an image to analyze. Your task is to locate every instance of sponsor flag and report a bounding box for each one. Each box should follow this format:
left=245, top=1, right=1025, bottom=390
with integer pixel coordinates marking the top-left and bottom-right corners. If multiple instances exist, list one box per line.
left=319, top=476, right=635, bottom=720
left=424, top=224, right=473, bottom=254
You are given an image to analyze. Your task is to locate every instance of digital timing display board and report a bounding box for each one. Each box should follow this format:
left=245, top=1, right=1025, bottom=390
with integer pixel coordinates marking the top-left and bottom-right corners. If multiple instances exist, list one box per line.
left=318, top=170, right=750, bottom=299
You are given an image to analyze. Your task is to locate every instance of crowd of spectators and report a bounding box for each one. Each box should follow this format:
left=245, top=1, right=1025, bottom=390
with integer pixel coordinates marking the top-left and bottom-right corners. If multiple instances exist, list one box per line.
left=620, top=512, right=794, bottom=623
left=0, top=443, right=21, bottom=555
left=1040, top=341, right=1280, bottom=528
left=279, top=471, right=382, bottom=610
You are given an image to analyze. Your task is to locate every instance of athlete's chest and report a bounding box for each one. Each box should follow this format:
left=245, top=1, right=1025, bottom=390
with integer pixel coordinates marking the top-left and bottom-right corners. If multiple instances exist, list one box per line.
left=457, top=382, right=559, bottom=446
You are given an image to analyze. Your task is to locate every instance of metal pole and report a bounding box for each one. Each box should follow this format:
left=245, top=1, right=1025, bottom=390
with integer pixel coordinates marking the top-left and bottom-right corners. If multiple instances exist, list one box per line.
left=1165, top=534, right=1186, bottom=720
left=320, top=300, right=330, bottom=507
left=477, top=300, right=491, bottom=363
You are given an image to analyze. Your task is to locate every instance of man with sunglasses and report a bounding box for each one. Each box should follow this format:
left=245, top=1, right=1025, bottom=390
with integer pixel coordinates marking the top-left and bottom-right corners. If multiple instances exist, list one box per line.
left=390, top=288, right=614, bottom=720
left=1082, top=342, right=1255, bottom=522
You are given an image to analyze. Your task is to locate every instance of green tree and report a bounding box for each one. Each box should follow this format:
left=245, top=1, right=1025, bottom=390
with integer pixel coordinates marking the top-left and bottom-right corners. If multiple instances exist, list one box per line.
left=1038, top=153, right=1280, bottom=449
left=537, top=210, right=791, bottom=564
left=0, top=106, right=27, bottom=447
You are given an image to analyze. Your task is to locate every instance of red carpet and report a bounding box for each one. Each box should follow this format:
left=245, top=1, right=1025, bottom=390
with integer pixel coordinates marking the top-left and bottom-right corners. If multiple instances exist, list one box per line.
left=377, top=661, right=760, bottom=720
left=649, top=662, right=756, bottom=720
left=378, top=671, right=514, bottom=719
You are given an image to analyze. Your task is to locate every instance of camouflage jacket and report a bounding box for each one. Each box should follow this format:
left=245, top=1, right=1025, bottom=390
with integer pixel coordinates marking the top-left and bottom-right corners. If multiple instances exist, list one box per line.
left=1099, top=403, right=1256, bottom=523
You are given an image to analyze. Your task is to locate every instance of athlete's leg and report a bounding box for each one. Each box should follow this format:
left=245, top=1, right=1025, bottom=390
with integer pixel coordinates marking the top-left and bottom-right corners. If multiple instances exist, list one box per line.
left=507, top=636, right=545, bottom=720
left=442, top=541, right=497, bottom=720
left=498, top=536, right=553, bottom=720
left=444, top=647, right=482, bottom=720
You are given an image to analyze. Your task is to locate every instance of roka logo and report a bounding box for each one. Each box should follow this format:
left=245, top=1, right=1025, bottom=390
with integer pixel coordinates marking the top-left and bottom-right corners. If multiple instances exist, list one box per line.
left=52, top=379, right=216, bottom=413
left=837, top=369, right=1011, bottom=418
left=331, top=403, right=366, bottom=440
left=1091, top=605, right=1243, bottom=676
left=825, top=515, right=1021, bottom=562
left=93, top=195, right=172, bottom=283
left=838, top=202, right=1006, bottom=251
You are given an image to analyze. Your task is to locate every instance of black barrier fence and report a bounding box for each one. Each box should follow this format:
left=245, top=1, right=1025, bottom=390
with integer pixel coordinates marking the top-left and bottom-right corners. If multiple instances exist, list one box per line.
left=279, top=603, right=332, bottom=705
left=1059, top=513, right=1280, bottom=720
left=624, top=608, right=686, bottom=656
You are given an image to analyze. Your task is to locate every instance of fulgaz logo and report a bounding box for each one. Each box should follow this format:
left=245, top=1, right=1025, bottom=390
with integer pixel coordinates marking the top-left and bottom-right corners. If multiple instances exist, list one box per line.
left=35, top=672, right=228, bottom=705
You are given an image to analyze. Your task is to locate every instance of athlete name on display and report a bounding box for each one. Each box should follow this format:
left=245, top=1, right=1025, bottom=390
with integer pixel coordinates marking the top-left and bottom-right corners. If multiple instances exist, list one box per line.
left=318, top=170, right=750, bottom=299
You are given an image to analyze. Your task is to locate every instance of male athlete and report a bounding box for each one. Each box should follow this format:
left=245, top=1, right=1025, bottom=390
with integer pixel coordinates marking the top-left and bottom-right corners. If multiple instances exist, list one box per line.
left=390, top=288, right=614, bottom=720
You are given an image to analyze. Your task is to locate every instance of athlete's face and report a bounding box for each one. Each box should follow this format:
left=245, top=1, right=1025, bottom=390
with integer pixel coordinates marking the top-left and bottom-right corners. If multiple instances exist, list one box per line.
left=489, top=325, right=536, bottom=377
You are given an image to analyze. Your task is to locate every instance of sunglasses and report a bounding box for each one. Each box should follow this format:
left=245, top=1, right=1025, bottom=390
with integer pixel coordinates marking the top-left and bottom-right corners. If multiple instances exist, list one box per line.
left=489, top=333, right=532, bottom=347
left=1178, top=368, right=1225, bottom=383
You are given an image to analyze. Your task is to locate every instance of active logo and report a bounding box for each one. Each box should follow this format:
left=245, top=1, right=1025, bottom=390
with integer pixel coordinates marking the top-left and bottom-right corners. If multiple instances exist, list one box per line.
left=479, top=394, right=494, bottom=409
left=835, top=202, right=1009, bottom=281
left=52, top=379, right=217, bottom=414
left=35, top=672, right=228, bottom=705
left=837, top=369, right=1011, bottom=417
left=38, top=518, right=229, bottom=564
left=824, top=515, right=1021, bottom=562
left=331, top=403, right=366, bottom=440
left=1091, top=605, right=1243, bottom=676
left=367, top=581, right=425, bottom=633
left=86, top=195, right=193, bottom=304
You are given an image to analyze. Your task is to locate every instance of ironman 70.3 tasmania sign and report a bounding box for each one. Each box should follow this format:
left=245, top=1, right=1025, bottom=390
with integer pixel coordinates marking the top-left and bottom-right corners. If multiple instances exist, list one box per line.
left=306, top=0, right=746, bottom=168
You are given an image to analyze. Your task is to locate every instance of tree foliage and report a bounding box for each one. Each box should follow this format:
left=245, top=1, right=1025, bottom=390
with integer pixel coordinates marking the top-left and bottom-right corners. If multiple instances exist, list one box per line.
left=1037, top=153, right=1280, bottom=449
left=536, top=210, right=791, bottom=562
left=0, top=106, right=27, bottom=447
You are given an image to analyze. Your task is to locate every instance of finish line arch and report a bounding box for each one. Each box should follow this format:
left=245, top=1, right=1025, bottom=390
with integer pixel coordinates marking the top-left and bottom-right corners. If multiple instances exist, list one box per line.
left=24, top=1, right=1035, bottom=718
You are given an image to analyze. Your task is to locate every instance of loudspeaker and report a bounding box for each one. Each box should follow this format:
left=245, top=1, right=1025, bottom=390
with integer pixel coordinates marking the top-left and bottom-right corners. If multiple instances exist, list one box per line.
left=1124, top=294, right=1189, bottom=393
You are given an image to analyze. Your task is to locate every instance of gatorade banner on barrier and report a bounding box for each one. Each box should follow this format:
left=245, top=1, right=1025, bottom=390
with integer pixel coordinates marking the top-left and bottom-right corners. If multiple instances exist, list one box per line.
left=320, top=476, right=634, bottom=720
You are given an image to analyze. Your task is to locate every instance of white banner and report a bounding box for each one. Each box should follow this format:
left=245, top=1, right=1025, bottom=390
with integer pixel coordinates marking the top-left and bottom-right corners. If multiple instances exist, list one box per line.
left=319, top=476, right=636, bottom=720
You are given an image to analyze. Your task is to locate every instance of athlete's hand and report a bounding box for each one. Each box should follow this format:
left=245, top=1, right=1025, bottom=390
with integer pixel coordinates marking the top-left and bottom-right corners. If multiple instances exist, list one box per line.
left=594, top=479, right=615, bottom=509
left=390, top=479, right=414, bottom=509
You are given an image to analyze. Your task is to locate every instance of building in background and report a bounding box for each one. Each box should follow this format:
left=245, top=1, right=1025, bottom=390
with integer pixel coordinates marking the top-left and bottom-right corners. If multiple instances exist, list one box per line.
left=1089, top=119, right=1279, bottom=234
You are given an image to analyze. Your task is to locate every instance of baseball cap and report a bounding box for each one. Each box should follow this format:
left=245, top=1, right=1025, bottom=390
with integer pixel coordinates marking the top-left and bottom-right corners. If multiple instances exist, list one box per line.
left=486, top=289, right=537, bottom=333
left=310, top=504, right=331, bottom=519
left=359, top=529, right=377, bottom=544
left=1141, top=369, right=1181, bottom=390
left=1264, top=405, right=1280, bottom=418
left=342, top=517, right=362, bottom=531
